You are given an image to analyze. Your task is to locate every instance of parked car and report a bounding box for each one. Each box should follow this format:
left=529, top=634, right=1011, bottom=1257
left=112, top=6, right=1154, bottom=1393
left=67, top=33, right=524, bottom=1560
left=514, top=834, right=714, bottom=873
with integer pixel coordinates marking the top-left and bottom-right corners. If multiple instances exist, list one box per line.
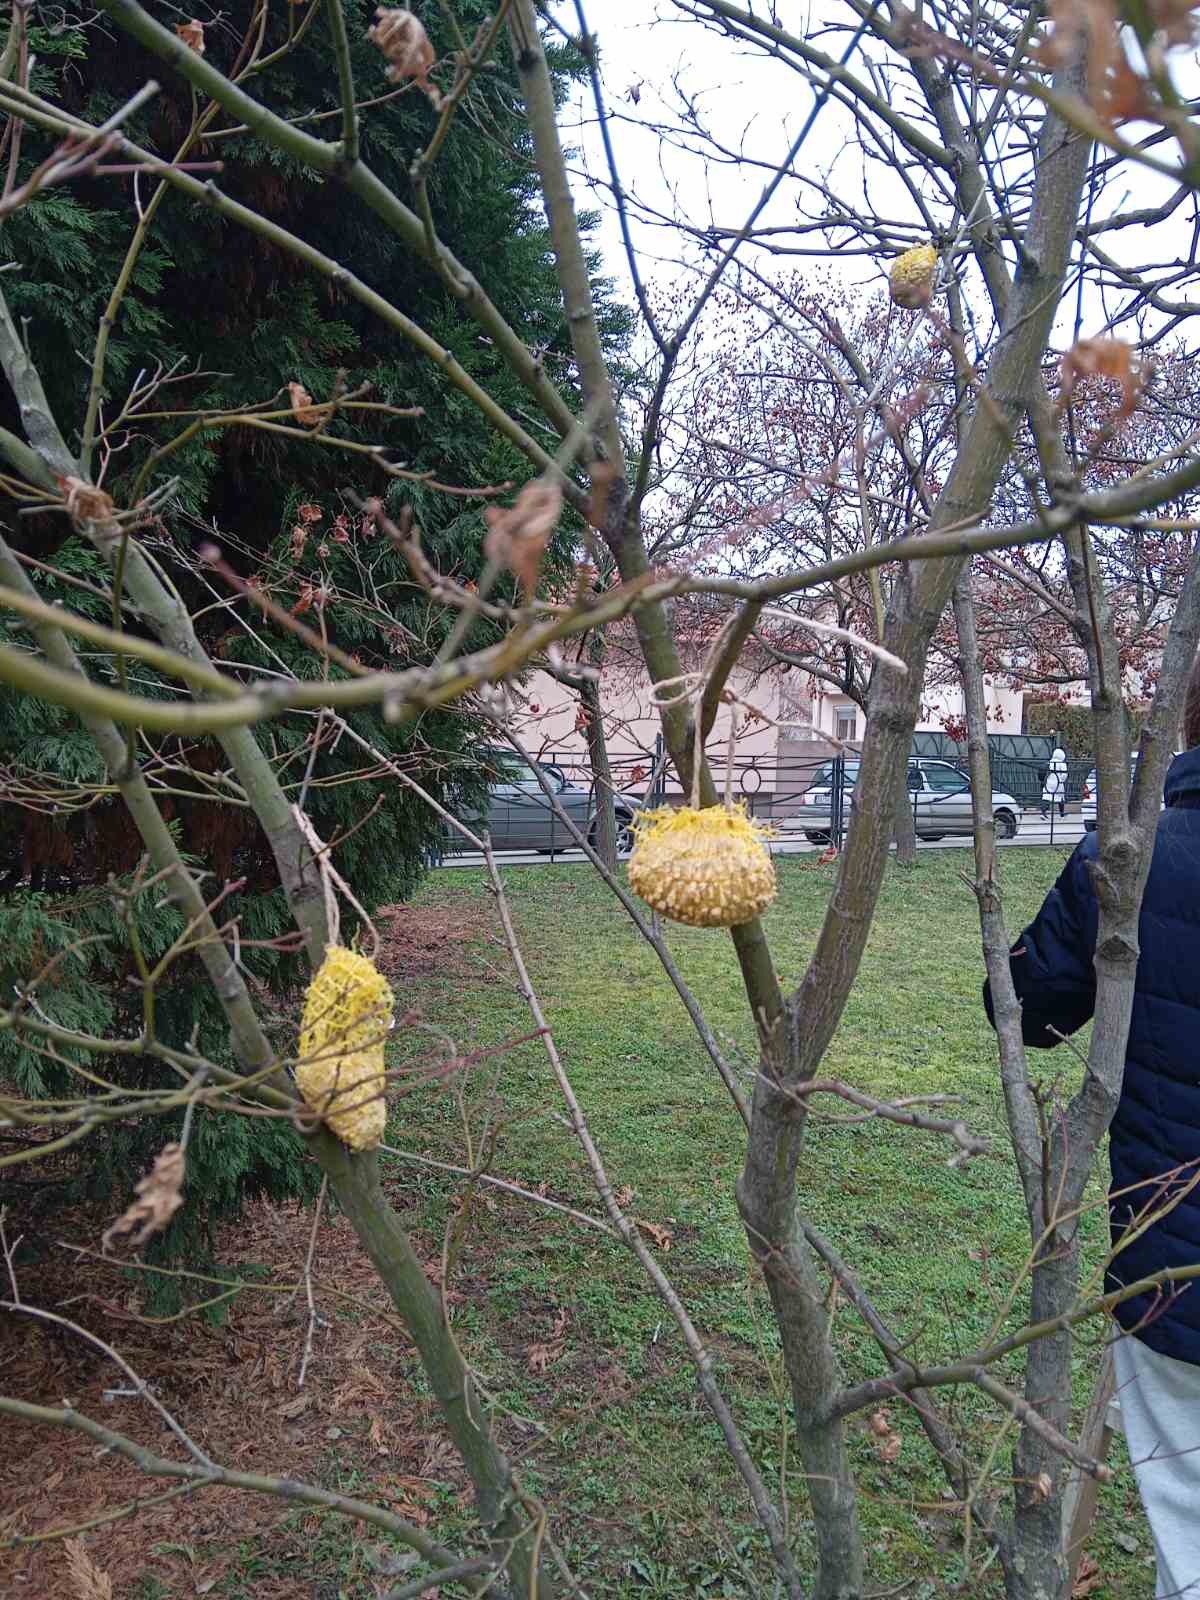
left=451, top=746, right=641, bottom=854
left=1080, top=755, right=1172, bottom=830
left=799, top=757, right=1023, bottom=844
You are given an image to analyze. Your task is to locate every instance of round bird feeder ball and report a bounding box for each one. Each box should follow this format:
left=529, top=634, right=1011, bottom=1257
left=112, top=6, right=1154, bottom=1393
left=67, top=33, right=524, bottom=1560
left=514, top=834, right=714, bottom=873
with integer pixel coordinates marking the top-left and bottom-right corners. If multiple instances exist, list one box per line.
left=628, top=804, right=777, bottom=928
left=889, top=244, right=938, bottom=310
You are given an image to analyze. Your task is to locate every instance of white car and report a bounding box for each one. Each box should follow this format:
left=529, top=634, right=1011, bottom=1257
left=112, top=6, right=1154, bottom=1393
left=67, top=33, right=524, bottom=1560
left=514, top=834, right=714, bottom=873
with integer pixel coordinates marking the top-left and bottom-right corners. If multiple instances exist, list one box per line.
left=1081, top=756, right=1171, bottom=830
left=800, top=757, right=1023, bottom=843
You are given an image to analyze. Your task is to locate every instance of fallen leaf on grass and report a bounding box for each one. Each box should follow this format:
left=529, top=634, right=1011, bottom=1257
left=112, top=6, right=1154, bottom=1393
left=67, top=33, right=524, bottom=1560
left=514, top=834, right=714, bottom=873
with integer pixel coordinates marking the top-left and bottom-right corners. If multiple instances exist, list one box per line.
left=636, top=1219, right=673, bottom=1251
left=382, top=1474, right=435, bottom=1524
left=868, top=1409, right=902, bottom=1463
left=527, top=1341, right=564, bottom=1373
left=1073, top=1554, right=1104, bottom=1597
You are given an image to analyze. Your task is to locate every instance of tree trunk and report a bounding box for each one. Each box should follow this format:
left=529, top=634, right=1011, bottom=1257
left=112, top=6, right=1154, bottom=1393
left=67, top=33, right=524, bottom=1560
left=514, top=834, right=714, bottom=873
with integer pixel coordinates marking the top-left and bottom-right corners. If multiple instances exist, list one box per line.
left=581, top=646, right=618, bottom=871
left=891, top=759, right=917, bottom=864
left=737, top=1077, right=865, bottom=1600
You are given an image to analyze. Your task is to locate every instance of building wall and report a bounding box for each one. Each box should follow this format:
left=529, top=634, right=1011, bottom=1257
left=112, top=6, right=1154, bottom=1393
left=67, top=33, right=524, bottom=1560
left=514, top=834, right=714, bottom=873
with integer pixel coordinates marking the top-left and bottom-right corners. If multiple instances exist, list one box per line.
left=791, top=678, right=1026, bottom=742
left=515, top=662, right=790, bottom=777
left=515, top=661, right=1030, bottom=787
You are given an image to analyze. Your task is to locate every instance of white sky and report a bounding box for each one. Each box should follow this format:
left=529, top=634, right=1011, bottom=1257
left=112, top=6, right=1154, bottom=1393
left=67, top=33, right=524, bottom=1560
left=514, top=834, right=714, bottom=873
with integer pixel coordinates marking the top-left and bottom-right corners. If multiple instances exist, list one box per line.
left=548, top=2, right=1195, bottom=352
left=552, top=2, right=902, bottom=305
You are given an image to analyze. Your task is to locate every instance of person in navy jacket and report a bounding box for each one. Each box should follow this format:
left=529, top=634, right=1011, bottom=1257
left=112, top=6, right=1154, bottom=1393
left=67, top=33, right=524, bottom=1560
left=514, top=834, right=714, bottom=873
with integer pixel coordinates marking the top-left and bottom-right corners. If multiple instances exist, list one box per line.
left=984, top=670, right=1200, bottom=1598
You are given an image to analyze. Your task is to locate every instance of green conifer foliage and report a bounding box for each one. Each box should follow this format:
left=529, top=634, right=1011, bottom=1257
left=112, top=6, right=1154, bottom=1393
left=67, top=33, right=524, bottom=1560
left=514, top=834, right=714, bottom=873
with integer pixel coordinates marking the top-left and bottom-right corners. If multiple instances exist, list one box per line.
left=0, top=0, right=630, bottom=1300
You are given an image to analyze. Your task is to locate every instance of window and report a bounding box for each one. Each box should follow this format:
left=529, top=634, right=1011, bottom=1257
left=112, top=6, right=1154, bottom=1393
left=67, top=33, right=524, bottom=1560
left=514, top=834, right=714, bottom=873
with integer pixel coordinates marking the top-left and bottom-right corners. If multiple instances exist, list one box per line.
left=810, top=761, right=860, bottom=790
left=482, top=749, right=532, bottom=783
left=923, top=762, right=969, bottom=793
left=835, top=706, right=857, bottom=742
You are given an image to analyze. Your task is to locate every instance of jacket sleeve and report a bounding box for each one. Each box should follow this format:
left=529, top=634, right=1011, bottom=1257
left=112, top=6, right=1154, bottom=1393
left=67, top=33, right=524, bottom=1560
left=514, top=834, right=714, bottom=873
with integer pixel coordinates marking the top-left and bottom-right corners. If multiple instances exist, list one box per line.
left=983, top=842, right=1098, bottom=1048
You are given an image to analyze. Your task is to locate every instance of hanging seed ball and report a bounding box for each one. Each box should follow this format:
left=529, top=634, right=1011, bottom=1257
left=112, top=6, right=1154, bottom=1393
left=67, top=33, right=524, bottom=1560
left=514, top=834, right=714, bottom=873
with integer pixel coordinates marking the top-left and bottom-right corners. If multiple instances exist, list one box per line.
left=628, top=804, right=777, bottom=928
left=888, top=244, right=938, bottom=310
left=297, top=946, right=393, bottom=1151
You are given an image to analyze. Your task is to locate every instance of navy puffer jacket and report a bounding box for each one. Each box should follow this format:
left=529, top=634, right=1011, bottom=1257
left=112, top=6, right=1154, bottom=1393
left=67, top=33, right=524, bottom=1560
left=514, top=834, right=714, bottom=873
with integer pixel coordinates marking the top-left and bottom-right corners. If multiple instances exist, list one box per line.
left=984, top=748, right=1200, bottom=1365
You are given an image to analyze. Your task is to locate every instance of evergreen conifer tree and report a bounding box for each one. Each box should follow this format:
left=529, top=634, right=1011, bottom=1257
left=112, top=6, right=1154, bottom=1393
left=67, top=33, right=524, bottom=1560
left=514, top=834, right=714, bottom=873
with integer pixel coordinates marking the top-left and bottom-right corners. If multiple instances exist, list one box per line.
left=0, top=0, right=630, bottom=1293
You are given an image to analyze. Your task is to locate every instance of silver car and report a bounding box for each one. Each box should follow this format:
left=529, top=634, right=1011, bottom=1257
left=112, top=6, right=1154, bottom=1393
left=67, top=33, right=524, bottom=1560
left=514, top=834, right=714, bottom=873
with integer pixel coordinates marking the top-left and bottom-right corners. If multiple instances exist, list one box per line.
left=459, top=746, right=640, bottom=853
left=799, top=757, right=1023, bottom=843
left=1081, top=756, right=1170, bottom=830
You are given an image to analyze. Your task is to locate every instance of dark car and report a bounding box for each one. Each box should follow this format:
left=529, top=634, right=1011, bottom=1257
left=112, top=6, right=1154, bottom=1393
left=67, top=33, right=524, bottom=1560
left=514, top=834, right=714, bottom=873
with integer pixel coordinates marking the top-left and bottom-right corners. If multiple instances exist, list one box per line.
left=452, top=746, right=640, bottom=854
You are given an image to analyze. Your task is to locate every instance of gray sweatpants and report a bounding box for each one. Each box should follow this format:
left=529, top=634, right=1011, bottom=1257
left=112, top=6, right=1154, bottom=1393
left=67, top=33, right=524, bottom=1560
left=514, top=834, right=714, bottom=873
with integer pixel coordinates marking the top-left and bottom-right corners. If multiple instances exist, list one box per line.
left=1113, top=1333, right=1200, bottom=1597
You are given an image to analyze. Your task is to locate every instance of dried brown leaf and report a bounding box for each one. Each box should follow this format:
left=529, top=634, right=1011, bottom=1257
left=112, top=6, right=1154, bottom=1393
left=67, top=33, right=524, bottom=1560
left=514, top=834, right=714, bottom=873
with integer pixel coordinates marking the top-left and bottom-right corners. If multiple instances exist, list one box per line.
left=58, top=476, right=115, bottom=528
left=102, top=1142, right=185, bottom=1250
left=635, top=1218, right=673, bottom=1251
left=287, top=381, right=332, bottom=429
left=1038, top=0, right=1150, bottom=125
left=175, top=18, right=205, bottom=52
left=63, top=1538, right=113, bottom=1600
left=878, top=1429, right=902, bottom=1463
left=868, top=1408, right=902, bottom=1462
left=1073, top=1554, right=1104, bottom=1597
left=1060, top=336, right=1150, bottom=419
left=527, top=1340, right=563, bottom=1373
left=367, top=8, right=442, bottom=104
left=1032, top=1469, right=1054, bottom=1502
left=482, top=477, right=563, bottom=597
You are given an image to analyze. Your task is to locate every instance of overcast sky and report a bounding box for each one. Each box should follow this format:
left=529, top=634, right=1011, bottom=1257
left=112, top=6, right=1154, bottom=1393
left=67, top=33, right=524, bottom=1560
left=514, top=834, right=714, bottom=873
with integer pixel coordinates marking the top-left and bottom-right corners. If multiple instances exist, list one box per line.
left=551, top=2, right=901, bottom=307
left=547, top=2, right=1191, bottom=351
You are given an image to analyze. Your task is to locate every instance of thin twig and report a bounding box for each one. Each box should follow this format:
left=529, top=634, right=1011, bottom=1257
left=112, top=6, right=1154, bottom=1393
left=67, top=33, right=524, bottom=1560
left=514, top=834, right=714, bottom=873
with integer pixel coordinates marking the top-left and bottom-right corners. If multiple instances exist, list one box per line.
left=482, top=841, right=804, bottom=1600
left=0, top=1300, right=215, bottom=1467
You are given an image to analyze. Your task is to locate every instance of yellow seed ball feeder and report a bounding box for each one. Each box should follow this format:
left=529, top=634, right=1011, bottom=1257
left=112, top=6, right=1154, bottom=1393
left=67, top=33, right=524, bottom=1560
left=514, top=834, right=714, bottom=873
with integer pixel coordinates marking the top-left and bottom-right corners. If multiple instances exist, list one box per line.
left=297, top=945, right=393, bottom=1151
left=888, top=244, right=938, bottom=310
left=628, top=802, right=777, bottom=929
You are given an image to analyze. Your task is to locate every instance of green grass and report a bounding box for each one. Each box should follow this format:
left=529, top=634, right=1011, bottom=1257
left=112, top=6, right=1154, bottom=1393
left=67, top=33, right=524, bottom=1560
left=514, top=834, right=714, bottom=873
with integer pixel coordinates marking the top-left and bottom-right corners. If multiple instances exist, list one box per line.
left=280, top=850, right=1154, bottom=1596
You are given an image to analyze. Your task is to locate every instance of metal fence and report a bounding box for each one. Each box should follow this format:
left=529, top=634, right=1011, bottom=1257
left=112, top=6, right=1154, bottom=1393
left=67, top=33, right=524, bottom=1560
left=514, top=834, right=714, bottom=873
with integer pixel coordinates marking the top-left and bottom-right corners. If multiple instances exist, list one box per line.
left=436, top=741, right=1100, bottom=863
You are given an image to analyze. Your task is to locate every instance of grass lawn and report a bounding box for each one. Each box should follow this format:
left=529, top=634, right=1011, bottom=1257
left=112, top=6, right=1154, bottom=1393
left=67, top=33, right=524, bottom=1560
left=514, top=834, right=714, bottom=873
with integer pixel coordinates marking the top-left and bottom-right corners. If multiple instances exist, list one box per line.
left=183, top=844, right=1152, bottom=1593
left=325, top=845, right=1144, bottom=1600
